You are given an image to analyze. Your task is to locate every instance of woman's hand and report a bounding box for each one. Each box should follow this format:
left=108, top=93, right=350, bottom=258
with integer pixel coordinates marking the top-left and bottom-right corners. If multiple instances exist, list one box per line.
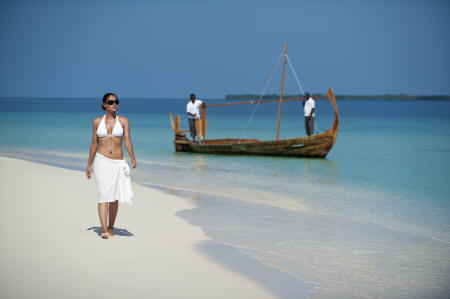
left=131, top=158, right=137, bottom=169
left=86, top=166, right=91, bottom=179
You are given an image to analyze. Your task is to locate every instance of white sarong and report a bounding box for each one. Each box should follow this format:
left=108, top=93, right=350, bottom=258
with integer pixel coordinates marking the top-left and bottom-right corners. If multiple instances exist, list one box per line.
left=93, top=152, right=133, bottom=205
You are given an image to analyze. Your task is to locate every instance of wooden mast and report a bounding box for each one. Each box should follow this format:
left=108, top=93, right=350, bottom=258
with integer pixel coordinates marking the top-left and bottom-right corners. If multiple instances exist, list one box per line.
left=201, top=104, right=206, bottom=142
left=276, top=42, right=288, bottom=140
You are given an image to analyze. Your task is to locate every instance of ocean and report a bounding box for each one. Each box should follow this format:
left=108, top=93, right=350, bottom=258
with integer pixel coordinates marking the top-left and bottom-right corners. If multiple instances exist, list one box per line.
left=1, top=96, right=449, bottom=297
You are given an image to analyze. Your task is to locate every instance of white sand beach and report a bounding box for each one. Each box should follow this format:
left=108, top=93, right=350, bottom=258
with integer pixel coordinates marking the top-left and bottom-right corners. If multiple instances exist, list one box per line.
left=0, top=156, right=277, bottom=299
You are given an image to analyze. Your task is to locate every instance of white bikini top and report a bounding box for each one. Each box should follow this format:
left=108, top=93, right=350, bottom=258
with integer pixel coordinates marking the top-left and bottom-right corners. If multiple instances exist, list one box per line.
left=97, top=115, right=124, bottom=138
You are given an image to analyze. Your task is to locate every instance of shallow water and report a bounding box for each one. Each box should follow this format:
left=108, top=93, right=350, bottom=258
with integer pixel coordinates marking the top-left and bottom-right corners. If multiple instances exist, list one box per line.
left=1, top=97, right=449, bottom=297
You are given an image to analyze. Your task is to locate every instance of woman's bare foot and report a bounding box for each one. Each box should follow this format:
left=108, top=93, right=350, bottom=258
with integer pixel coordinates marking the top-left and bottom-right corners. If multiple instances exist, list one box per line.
left=108, top=228, right=115, bottom=237
left=101, top=232, right=110, bottom=239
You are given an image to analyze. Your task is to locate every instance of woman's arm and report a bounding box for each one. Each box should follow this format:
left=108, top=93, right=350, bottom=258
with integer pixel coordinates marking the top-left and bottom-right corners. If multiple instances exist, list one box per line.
left=86, top=119, right=100, bottom=179
left=121, top=117, right=136, bottom=168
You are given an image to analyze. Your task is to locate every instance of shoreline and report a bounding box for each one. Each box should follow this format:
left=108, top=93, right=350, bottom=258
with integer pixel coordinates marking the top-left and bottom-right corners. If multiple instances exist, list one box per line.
left=0, top=155, right=310, bottom=298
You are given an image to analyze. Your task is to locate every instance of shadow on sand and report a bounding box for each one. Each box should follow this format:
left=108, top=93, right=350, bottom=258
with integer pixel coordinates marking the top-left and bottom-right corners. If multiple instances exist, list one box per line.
left=86, top=226, right=134, bottom=237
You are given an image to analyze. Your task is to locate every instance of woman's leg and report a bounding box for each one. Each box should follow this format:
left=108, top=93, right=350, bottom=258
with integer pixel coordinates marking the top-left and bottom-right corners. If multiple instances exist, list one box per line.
left=108, top=200, right=119, bottom=236
left=98, top=202, right=109, bottom=237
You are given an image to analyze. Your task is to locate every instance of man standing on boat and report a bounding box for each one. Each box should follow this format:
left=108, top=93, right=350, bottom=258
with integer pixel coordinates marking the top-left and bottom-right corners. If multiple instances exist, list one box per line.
left=303, top=92, right=315, bottom=136
left=187, top=93, right=203, bottom=142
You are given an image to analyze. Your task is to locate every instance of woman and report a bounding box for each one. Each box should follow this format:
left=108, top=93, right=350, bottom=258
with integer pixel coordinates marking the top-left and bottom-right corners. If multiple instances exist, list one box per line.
left=86, top=93, right=136, bottom=239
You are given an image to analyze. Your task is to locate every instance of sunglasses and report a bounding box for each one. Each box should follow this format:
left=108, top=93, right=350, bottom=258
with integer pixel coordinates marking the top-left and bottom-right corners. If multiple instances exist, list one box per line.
left=106, top=99, right=119, bottom=105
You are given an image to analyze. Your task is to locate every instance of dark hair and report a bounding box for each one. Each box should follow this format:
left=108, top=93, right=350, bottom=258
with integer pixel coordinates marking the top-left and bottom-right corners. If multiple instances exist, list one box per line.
left=304, top=92, right=310, bottom=99
left=190, top=93, right=196, bottom=99
left=102, top=93, right=118, bottom=110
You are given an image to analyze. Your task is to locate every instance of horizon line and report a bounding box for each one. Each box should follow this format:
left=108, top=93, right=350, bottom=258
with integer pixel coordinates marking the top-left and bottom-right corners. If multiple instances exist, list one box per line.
left=2, top=93, right=450, bottom=100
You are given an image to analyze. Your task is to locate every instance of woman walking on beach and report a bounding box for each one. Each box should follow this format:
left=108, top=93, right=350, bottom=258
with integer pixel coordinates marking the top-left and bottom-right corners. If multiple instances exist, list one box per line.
left=86, top=93, right=136, bottom=239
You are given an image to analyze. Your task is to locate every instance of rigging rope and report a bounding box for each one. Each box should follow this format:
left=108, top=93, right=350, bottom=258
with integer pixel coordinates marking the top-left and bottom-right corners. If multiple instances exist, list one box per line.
left=239, top=47, right=285, bottom=142
left=286, top=55, right=305, bottom=95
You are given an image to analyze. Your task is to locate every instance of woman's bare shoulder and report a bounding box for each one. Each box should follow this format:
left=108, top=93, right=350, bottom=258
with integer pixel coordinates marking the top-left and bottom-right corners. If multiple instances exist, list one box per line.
left=118, top=115, right=129, bottom=125
left=93, top=116, right=103, bottom=125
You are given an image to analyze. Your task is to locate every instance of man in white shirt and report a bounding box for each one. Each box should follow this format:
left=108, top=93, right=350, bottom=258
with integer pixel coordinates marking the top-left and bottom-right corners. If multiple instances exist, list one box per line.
left=186, top=93, right=203, bottom=142
left=303, top=92, right=315, bottom=136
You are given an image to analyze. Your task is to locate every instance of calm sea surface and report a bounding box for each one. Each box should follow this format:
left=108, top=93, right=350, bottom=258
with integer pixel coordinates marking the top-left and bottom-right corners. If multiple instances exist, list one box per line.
left=1, top=97, right=449, bottom=297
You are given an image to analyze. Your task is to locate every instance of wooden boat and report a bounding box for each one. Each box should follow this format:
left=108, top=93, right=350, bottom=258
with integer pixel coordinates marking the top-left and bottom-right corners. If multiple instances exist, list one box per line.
left=170, top=44, right=339, bottom=158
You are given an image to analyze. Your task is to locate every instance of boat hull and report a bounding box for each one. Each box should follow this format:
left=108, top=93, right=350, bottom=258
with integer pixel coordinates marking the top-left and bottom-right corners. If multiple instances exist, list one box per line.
left=174, top=129, right=336, bottom=158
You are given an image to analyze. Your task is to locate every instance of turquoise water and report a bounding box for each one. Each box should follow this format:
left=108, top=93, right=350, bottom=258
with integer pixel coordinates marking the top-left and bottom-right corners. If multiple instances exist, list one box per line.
left=1, top=97, right=449, bottom=297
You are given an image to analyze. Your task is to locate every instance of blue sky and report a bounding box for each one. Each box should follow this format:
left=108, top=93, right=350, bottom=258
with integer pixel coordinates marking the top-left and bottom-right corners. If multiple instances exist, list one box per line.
left=1, top=0, right=449, bottom=98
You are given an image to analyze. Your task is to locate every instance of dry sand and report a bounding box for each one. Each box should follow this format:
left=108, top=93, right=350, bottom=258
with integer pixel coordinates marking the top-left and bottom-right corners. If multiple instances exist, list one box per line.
left=0, top=156, right=277, bottom=299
